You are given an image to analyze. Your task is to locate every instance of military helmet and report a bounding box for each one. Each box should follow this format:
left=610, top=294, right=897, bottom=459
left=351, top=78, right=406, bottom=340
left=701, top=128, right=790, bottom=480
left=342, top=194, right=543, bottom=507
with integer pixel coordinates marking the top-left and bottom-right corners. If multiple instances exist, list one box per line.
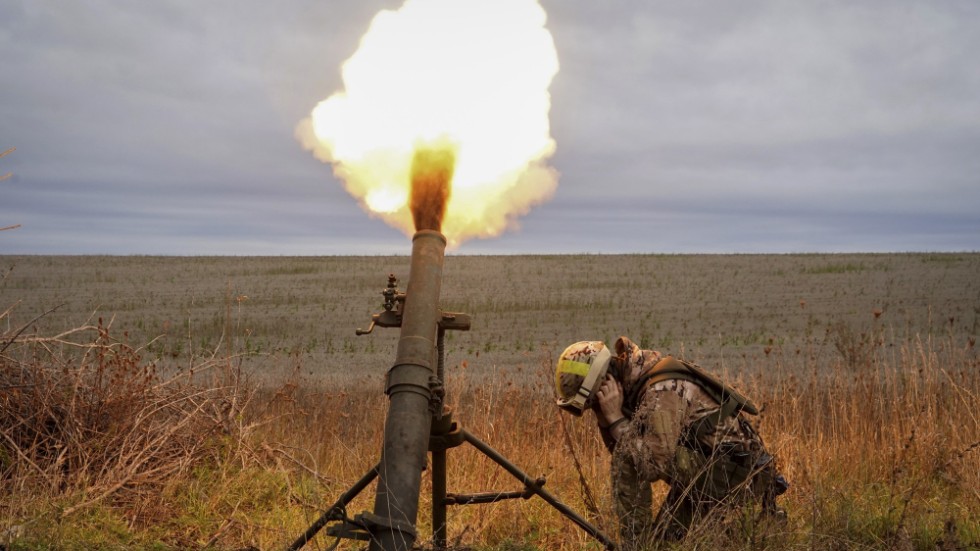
left=555, top=341, right=612, bottom=416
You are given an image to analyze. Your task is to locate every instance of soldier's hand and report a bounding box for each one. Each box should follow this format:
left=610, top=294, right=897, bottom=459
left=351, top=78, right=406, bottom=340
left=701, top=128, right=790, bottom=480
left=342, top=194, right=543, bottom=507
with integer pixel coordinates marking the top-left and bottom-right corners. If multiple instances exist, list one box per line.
left=595, top=375, right=625, bottom=427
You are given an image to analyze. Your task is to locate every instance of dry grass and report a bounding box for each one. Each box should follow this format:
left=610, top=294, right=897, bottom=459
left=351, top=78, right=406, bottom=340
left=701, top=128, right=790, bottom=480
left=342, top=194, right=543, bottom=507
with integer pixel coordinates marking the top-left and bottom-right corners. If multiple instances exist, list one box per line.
left=255, top=332, right=978, bottom=551
left=0, top=310, right=256, bottom=547
left=0, top=253, right=977, bottom=550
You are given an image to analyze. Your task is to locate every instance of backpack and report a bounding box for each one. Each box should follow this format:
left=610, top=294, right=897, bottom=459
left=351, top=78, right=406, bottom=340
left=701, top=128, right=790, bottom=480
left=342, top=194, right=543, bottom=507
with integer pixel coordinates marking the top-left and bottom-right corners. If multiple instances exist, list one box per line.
left=623, top=356, right=759, bottom=449
left=642, top=357, right=772, bottom=499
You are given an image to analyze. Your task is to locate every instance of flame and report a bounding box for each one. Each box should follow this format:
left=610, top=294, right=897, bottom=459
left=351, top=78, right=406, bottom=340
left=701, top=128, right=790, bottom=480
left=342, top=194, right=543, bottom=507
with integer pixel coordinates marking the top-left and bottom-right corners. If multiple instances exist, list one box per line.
left=409, top=146, right=455, bottom=232
left=297, top=0, right=559, bottom=244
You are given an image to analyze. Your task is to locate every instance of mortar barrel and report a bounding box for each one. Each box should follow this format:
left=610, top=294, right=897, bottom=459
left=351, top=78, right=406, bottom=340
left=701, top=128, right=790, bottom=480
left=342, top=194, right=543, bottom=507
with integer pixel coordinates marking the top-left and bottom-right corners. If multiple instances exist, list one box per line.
left=369, top=229, right=446, bottom=551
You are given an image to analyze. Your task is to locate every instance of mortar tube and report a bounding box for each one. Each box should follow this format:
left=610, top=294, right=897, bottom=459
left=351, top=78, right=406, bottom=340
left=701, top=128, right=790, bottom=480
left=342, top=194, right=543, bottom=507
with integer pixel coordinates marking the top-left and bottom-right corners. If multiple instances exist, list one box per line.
left=369, top=230, right=446, bottom=551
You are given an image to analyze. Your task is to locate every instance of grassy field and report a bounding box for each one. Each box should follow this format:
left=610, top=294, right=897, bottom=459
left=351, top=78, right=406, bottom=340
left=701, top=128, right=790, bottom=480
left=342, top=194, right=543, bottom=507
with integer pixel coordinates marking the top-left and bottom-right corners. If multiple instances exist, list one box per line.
left=1, top=253, right=978, bottom=550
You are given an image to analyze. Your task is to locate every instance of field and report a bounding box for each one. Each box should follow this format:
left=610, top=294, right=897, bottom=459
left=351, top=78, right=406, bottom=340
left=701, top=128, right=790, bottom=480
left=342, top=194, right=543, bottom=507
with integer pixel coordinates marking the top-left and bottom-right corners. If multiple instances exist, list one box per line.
left=1, top=253, right=978, bottom=550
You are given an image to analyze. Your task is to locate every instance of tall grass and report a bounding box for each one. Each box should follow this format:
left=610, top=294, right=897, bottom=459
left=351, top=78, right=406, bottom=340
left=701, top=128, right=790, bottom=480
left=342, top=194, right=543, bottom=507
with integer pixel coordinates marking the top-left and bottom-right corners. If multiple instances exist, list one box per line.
left=252, top=329, right=977, bottom=551
left=1, top=254, right=977, bottom=549
left=757, top=331, right=978, bottom=550
left=0, top=310, right=258, bottom=548
left=2, top=328, right=977, bottom=549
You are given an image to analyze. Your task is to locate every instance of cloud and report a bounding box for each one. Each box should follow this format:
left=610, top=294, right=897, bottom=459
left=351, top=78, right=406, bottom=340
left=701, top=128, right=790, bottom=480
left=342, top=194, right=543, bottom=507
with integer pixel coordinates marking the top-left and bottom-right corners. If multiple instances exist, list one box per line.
left=1, top=0, right=978, bottom=254
left=549, top=1, right=980, bottom=150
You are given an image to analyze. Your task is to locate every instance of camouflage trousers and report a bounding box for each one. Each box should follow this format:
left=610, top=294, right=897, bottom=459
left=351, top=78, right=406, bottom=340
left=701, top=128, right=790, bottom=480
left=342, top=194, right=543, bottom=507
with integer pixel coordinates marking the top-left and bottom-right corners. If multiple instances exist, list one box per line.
left=611, top=445, right=786, bottom=549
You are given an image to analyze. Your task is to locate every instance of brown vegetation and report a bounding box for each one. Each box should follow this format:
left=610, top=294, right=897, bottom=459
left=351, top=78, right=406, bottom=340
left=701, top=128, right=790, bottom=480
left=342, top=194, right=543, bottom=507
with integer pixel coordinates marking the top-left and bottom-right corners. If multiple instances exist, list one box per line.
left=0, top=313, right=256, bottom=546
left=0, top=254, right=977, bottom=549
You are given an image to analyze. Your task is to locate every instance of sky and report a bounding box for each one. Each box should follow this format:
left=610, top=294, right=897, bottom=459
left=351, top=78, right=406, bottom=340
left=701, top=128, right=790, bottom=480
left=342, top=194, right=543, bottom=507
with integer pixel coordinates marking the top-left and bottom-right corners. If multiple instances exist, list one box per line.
left=2, top=0, right=979, bottom=255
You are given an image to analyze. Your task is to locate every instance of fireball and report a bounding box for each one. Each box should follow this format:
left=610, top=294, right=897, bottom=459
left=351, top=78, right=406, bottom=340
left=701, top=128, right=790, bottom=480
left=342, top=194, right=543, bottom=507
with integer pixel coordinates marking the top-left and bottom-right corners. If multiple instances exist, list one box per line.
left=297, top=0, right=560, bottom=244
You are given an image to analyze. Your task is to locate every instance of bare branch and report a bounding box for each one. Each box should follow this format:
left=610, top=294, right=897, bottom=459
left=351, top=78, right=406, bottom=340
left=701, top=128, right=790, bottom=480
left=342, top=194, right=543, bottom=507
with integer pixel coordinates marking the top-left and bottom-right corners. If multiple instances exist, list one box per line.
left=0, top=303, right=65, bottom=354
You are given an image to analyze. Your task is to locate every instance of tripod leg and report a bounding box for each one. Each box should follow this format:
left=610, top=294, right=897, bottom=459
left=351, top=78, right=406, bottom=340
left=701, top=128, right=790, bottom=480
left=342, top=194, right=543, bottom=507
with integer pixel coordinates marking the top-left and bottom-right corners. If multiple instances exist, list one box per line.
left=461, top=429, right=616, bottom=550
left=288, top=464, right=380, bottom=551
left=432, top=447, right=448, bottom=549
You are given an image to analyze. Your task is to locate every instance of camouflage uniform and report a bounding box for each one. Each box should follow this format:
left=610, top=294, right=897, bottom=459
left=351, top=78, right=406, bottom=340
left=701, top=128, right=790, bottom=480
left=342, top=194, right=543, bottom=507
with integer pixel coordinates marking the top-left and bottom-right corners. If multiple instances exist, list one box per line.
left=598, top=337, right=785, bottom=547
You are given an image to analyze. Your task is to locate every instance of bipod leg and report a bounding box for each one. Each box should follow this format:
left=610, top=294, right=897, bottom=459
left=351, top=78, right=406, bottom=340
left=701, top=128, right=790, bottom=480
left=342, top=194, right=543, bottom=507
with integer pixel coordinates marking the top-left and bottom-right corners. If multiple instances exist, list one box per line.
left=287, top=463, right=380, bottom=551
left=460, top=429, right=616, bottom=550
left=432, top=443, right=448, bottom=549
left=429, top=408, right=464, bottom=550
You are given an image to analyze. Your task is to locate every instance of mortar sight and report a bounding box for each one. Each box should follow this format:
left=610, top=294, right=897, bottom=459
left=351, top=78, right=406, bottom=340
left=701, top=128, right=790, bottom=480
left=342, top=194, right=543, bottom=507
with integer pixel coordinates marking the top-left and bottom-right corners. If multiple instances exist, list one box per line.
left=356, top=272, right=471, bottom=336
left=355, top=274, right=405, bottom=335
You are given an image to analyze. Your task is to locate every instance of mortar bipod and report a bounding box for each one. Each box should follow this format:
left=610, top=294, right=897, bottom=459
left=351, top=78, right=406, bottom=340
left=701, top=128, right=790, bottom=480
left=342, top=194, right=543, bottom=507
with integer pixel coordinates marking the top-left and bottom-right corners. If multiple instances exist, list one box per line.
left=289, top=274, right=613, bottom=550
left=428, top=404, right=615, bottom=550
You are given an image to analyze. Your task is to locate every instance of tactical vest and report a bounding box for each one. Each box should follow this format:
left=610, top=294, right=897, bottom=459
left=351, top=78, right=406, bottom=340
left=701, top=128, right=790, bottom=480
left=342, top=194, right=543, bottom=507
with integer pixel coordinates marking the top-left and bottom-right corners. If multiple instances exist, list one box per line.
left=636, top=357, right=771, bottom=499
left=645, top=357, right=758, bottom=435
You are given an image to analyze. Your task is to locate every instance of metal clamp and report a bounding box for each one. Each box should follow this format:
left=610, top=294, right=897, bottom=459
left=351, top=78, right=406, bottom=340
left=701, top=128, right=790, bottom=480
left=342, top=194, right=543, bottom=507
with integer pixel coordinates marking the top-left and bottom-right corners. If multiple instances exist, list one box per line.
left=356, top=511, right=418, bottom=540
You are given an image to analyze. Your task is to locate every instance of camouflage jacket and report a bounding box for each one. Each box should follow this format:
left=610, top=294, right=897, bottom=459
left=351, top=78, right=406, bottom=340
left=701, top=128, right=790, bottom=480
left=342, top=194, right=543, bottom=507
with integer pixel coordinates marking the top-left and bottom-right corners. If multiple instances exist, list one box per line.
left=598, top=337, right=762, bottom=484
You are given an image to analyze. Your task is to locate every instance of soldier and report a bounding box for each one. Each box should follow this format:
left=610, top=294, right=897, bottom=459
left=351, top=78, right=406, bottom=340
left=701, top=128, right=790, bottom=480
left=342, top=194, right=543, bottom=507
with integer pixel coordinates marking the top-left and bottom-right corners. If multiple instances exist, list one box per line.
left=555, top=337, right=787, bottom=548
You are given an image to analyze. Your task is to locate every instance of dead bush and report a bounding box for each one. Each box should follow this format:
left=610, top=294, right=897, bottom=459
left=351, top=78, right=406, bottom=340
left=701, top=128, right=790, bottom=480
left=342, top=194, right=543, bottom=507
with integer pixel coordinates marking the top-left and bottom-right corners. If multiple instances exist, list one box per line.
left=0, top=312, right=252, bottom=522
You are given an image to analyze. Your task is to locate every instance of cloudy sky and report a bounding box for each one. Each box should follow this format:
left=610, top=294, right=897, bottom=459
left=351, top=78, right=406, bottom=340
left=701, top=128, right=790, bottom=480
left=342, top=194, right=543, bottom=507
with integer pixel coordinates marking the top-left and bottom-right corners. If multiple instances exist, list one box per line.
left=2, top=0, right=978, bottom=255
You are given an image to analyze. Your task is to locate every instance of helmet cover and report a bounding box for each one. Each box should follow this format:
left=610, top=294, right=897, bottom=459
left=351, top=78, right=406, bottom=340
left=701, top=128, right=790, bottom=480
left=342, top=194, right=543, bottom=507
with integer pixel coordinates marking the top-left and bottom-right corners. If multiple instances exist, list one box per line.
left=555, top=341, right=612, bottom=415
